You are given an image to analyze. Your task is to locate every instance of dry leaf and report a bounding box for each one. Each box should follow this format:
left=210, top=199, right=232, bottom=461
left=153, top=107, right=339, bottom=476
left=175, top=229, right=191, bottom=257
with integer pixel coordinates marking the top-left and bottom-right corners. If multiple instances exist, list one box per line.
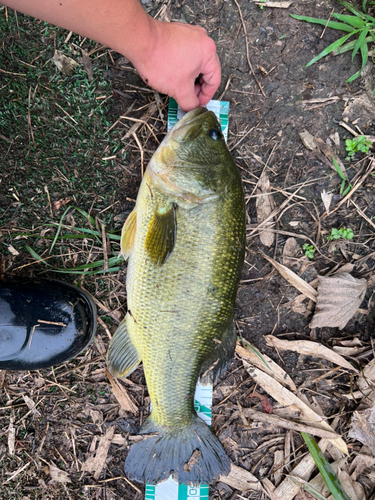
left=48, top=461, right=71, bottom=484
left=236, top=342, right=297, bottom=391
left=349, top=453, right=375, bottom=480
left=219, top=463, right=261, bottom=491
left=8, top=410, right=15, bottom=455
left=357, top=359, right=375, bottom=393
left=53, top=198, right=71, bottom=210
left=273, top=450, right=284, bottom=486
left=348, top=407, right=375, bottom=453
left=282, top=237, right=299, bottom=267
left=256, top=171, right=274, bottom=247
left=22, top=394, right=42, bottom=416
left=265, top=336, right=358, bottom=373
left=286, top=294, right=308, bottom=315
left=309, top=272, right=367, bottom=330
left=52, top=50, right=78, bottom=76
left=321, top=190, right=333, bottom=215
left=342, top=93, right=375, bottom=123
left=333, top=345, right=368, bottom=356
left=299, top=130, right=347, bottom=177
left=79, top=49, right=93, bottom=81
left=90, top=409, right=103, bottom=425
left=243, top=361, right=348, bottom=454
left=262, top=253, right=317, bottom=302
left=112, top=434, right=127, bottom=446
left=299, top=130, right=317, bottom=150
left=8, top=245, right=19, bottom=256
left=106, top=369, right=138, bottom=414
left=81, top=426, right=115, bottom=480
left=254, top=1, right=292, bottom=6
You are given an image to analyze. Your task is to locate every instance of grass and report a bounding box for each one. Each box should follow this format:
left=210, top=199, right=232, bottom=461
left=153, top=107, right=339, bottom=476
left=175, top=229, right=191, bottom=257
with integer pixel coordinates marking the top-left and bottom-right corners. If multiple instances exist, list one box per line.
left=0, top=8, right=133, bottom=288
left=0, top=8, right=126, bottom=235
left=291, top=0, right=375, bottom=89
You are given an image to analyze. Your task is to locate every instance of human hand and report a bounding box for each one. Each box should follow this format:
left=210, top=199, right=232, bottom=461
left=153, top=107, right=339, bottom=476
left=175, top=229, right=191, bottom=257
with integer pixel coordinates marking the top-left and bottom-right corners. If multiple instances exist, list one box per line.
left=134, top=20, right=221, bottom=112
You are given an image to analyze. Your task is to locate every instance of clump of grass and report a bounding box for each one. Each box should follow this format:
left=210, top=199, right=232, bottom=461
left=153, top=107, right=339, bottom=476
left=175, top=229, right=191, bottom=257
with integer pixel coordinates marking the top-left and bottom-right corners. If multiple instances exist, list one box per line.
left=291, top=0, right=375, bottom=91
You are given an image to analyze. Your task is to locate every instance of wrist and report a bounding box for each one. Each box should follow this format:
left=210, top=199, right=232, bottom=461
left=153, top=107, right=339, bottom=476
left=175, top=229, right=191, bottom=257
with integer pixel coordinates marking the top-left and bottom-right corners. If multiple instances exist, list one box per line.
left=117, top=11, right=159, bottom=73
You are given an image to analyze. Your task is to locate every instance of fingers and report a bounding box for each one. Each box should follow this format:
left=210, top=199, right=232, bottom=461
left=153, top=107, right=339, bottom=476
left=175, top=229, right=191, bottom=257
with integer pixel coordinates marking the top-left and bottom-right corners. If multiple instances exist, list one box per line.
left=174, top=85, right=200, bottom=112
left=196, top=53, right=221, bottom=106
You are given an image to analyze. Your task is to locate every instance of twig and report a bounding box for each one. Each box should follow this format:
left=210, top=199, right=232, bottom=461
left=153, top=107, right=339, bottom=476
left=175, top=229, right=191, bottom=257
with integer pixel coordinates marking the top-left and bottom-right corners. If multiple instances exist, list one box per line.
left=219, top=73, right=236, bottom=100
left=350, top=199, right=375, bottom=230
left=243, top=409, right=341, bottom=439
left=55, top=102, right=78, bottom=125
left=320, top=8, right=334, bottom=39
left=132, top=131, right=144, bottom=177
left=232, top=0, right=267, bottom=98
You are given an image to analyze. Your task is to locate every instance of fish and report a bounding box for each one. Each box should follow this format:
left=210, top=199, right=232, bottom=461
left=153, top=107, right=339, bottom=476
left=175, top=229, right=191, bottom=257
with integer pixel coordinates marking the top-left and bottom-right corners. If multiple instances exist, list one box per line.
left=106, top=106, right=246, bottom=486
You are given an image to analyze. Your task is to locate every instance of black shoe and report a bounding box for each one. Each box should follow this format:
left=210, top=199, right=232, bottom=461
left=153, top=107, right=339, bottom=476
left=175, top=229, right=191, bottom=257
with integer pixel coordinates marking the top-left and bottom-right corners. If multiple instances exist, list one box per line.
left=0, top=278, right=97, bottom=370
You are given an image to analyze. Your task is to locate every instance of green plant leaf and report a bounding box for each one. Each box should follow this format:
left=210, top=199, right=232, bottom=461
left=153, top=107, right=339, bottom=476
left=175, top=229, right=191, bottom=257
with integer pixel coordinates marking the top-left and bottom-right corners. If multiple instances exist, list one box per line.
left=332, top=13, right=365, bottom=28
left=287, top=476, right=329, bottom=500
left=352, top=26, right=369, bottom=61
left=239, top=338, right=271, bottom=370
left=339, top=0, right=367, bottom=20
left=49, top=206, right=71, bottom=254
left=346, top=37, right=368, bottom=83
left=306, top=32, right=356, bottom=67
left=301, top=433, right=351, bottom=500
left=334, top=35, right=373, bottom=55
left=24, top=245, right=51, bottom=266
left=290, top=15, right=356, bottom=32
left=332, top=156, right=347, bottom=180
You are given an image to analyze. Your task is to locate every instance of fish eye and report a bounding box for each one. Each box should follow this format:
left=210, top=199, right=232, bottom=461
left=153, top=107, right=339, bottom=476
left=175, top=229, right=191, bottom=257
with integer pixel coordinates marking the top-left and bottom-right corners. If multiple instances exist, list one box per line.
left=209, top=129, right=222, bottom=140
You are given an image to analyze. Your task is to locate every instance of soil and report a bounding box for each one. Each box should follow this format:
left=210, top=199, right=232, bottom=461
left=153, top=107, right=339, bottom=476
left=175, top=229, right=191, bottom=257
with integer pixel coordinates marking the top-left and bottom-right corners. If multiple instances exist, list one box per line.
left=1, top=0, right=375, bottom=499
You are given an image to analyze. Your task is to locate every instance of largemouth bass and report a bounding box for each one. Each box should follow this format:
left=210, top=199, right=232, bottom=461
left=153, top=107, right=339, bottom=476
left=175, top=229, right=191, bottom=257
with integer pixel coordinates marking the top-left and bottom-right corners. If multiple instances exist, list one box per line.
left=107, top=107, right=245, bottom=485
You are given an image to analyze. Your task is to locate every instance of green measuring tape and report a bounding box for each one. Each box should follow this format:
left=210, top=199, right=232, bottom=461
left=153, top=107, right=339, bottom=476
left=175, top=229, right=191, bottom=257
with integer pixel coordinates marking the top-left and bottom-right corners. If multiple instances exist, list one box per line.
left=145, top=99, right=230, bottom=500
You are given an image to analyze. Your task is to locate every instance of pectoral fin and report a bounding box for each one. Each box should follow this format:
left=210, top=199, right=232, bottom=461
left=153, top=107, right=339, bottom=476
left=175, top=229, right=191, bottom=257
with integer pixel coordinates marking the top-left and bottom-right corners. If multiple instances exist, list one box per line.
left=106, top=315, right=141, bottom=378
left=145, top=203, right=177, bottom=265
left=120, top=209, right=137, bottom=260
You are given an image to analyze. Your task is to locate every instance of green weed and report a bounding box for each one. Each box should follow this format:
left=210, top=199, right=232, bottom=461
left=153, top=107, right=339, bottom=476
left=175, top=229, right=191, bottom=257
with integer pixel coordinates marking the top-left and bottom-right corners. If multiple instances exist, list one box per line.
left=345, top=135, right=371, bottom=157
left=291, top=0, right=375, bottom=91
left=302, top=243, right=315, bottom=259
left=332, top=157, right=353, bottom=196
left=327, top=227, right=354, bottom=241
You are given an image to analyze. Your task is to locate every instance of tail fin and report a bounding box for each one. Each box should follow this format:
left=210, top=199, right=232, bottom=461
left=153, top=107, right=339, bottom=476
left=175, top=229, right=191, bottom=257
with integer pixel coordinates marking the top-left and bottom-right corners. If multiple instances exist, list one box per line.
left=124, top=415, right=230, bottom=486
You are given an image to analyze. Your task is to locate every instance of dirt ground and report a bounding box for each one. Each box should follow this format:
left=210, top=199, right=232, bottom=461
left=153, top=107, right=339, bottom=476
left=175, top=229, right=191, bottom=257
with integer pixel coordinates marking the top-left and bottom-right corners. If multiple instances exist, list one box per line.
left=1, top=0, right=375, bottom=499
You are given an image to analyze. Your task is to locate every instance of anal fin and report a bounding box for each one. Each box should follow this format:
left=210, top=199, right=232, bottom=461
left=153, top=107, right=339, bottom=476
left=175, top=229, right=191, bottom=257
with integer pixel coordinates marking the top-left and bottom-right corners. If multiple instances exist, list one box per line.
left=106, top=315, right=141, bottom=378
left=199, top=320, right=237, bottom=385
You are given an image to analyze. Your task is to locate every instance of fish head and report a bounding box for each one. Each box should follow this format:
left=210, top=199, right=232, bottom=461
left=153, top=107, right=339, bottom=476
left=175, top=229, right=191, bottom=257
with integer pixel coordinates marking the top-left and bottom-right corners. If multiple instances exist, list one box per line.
left=149, top=107, right=235, bottom=203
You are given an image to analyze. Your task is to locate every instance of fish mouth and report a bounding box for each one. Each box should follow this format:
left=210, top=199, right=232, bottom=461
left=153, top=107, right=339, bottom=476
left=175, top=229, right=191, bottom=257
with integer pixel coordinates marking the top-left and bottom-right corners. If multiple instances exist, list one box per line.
left=171, top=107, right=216, bottom=144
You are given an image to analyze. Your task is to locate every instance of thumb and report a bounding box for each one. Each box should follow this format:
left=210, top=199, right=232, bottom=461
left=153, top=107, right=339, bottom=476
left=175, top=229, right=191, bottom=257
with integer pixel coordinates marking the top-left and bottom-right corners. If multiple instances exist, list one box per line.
left=174, top=86, right=200, bottom=112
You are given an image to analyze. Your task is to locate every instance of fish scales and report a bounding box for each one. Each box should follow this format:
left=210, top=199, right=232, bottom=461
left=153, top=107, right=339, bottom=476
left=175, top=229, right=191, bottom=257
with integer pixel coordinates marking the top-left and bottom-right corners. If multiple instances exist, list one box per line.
left=107, top=107, right=245, bottom=485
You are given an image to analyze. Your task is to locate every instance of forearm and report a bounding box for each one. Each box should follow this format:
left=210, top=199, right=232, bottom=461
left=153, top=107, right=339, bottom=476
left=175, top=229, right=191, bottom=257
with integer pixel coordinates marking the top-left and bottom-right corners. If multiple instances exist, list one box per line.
left=3, top=0, right=221, bottom=110
left=2, top=0, right=156, bottom=64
